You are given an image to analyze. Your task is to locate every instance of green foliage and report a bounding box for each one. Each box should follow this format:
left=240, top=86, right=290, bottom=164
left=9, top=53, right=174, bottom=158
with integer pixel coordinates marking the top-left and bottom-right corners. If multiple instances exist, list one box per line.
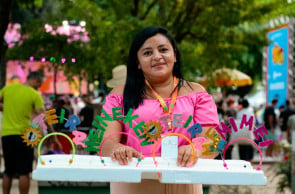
left=274, top=147, right=291, bottom=193
left=5, top=0, right=295, bottom=88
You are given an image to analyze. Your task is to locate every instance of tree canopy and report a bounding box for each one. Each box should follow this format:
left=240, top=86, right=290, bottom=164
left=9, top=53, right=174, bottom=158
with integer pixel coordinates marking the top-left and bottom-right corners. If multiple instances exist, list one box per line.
left=1, top=0, right=295, bottom=92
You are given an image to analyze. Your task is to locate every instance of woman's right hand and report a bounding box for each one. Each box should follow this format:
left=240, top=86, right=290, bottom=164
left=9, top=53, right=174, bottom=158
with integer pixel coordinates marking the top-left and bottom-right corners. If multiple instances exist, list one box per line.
left=111, top=144, right=144, bottom=165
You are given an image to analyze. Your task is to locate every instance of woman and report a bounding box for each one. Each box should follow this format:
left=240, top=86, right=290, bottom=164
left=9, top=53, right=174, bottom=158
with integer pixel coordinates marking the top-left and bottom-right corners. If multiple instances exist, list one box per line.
left=229, top=99, right=255, bottom=161
left=101, top=26, right=219, bottom=194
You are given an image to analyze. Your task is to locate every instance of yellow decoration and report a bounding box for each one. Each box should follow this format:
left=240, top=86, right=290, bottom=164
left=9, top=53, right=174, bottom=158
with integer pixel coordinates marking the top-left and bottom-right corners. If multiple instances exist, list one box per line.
left=45, top=109, right=58, bottom=125
left=22, top=127, right=42, bottom=147
left=272, top=44, right=284, bottom=65
left=214, top=137, right=221, bottom=142
left=143, top=121, right=162, bottom=141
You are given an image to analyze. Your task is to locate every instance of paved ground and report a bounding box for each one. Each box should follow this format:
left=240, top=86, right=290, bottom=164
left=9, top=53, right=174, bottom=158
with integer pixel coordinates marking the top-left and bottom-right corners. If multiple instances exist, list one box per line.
left=0, top=178, right=38, bottom=194
left=209, top=163, right=291, bottom=194
left=208, top=147, right=292, bottom=194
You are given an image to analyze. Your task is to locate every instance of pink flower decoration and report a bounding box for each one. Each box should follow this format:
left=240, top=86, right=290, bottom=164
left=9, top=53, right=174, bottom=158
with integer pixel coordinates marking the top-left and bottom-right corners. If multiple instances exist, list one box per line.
left=61, top=58, right=66, bottom=63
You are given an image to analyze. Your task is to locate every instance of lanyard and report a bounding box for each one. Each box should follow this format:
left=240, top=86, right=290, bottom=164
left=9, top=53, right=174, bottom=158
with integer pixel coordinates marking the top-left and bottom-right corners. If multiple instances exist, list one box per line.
left=145, top=76, right=179, bottom=130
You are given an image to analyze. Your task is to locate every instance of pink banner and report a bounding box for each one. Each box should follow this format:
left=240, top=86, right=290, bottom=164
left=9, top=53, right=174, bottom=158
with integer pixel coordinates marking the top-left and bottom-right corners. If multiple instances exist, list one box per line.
left=6, top=60, right=87, bottom=95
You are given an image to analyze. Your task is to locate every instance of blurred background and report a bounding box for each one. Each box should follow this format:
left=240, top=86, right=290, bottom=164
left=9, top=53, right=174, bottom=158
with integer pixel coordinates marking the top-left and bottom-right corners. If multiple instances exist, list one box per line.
left=1, top=0, right=295, bottom=105
left=1, top=0, right=295, bottom=193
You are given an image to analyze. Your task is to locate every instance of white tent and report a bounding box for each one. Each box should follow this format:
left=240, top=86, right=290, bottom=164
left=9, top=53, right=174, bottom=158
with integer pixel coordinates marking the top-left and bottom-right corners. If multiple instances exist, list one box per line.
left=245, top=89, right=266, bottom=108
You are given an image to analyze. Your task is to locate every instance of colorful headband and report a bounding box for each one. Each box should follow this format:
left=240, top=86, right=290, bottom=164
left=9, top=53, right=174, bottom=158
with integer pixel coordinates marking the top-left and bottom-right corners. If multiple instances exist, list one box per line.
left=38, top=132, right=75, bottom=165
left=222, top=138, right=263, bottom=171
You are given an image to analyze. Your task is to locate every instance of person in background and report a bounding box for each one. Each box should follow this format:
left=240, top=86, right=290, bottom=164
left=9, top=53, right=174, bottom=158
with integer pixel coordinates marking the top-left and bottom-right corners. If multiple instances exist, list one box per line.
left=222, top=98, right=237, bottom=159
left=287, top=114, right=295, bottom=143
left=62, top=95, right=74, bottom=115
left=92, top=91, right=106, bottom=104
left=225, top=98, right=237, bottom=119
left=234, top=99, right=255, bottom=161
left=255, top=104, right=264, bottom=126
left=101, top=26, right=219, bottom=194
left=52, top=98, right=70, bottom=132
left=0, top=71, right=57, bottom=194
left=72, top=97, right=84, bottom=115
left=216, top=100, right=224, bottom=122
left=279, top=100, right=295, bottom=142
left=79, top=95, right=94, bottom=129
left=263, top=98, right=278, bottom=157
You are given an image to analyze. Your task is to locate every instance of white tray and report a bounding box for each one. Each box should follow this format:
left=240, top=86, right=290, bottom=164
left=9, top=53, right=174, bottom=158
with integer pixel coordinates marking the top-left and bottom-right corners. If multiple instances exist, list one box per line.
left=32, top=154, right=266, bottom=185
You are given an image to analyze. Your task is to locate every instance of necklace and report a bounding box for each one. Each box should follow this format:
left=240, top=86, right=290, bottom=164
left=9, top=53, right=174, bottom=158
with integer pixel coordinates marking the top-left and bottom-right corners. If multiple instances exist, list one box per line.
left=145, top=76, right=179, bottom=131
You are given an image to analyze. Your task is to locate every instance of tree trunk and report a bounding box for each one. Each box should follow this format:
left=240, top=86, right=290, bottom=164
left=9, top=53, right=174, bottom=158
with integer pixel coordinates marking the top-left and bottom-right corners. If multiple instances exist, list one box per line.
left=54, top=65, right=57, bottom=96
left=0, top=0, right=13, bottom=88
left=78, top=75, right=82, bottom=96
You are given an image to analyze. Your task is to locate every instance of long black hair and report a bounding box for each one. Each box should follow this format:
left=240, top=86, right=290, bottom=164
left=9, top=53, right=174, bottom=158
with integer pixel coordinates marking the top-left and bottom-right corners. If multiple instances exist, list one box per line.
left=123, top=26, right=184, bottom=115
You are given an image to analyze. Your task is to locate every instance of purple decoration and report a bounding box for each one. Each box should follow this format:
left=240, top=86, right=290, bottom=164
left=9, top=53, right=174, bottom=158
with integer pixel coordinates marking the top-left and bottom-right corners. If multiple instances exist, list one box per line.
left=240, top=114, right=254, bottom=131
left=215, top=121, right=233, bottom=140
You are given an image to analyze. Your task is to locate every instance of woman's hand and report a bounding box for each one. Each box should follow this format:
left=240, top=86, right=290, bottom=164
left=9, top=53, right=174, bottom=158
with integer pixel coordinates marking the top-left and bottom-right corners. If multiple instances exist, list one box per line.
left=111, top=144, right=144, bottom=165
left=177, top=145, right=198, bottom=167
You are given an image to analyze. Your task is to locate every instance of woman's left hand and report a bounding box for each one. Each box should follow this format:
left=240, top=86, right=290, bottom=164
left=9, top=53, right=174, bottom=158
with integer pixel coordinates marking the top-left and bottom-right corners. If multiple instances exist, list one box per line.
left=177, top=145, right=198, bottom=167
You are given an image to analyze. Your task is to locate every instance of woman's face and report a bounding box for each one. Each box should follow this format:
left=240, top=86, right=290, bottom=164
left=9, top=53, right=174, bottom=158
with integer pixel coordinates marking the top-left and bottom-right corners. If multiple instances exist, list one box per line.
left=137, top=33, right=176, bottom=81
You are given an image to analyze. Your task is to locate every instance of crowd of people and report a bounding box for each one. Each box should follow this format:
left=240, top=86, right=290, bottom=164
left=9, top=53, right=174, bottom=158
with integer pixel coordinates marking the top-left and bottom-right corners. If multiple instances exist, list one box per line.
left=45, top=88, right=295, bottom=165
left=46, top=94, right=102, bottom=131
left=215, top=96, right=295, bottom=162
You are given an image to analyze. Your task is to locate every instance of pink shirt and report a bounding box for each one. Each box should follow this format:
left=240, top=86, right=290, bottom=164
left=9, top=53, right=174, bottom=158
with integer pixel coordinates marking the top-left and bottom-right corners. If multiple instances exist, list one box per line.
left=103, top=92, right=219, bottom=156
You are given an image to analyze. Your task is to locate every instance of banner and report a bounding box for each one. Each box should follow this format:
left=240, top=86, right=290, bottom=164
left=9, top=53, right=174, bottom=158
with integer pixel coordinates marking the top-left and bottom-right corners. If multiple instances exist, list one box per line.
left=266, top=25, right=289, bottom=107
left=6, top=60, right=87, bottom=95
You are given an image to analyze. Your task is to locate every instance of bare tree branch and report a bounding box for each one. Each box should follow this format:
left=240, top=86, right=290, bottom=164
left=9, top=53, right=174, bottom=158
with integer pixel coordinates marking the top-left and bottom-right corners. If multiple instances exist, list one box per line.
left=187, top=31, right=207, bottom=42
left=131, top=0, right=140, bottom=17
left=164, top=0, right=178, bottom=24
left=140, top=0, right=157, bottom=20
left=174, top=1, right=196, bottom=42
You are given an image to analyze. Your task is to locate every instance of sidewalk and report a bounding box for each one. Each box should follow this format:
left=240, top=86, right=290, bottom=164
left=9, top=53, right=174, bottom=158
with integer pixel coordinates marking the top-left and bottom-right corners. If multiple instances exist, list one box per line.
left=3, top=179, right=38, bottom=194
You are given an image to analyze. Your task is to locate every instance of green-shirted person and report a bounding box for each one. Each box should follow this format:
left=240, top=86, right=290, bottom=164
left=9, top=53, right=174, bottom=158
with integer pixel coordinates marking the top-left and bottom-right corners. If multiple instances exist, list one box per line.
left=0, top=71, right=45, bottom=194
